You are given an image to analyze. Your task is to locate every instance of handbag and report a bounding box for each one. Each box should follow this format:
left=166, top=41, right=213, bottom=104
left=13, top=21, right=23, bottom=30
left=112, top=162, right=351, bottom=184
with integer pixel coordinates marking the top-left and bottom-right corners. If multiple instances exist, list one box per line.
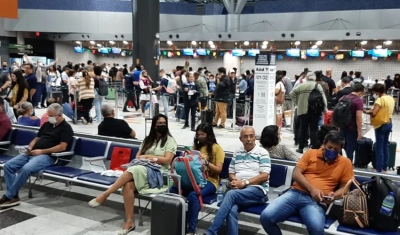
left=275, top=82, right=285, bottom=105
left=371, top=97, right=390, bottom=127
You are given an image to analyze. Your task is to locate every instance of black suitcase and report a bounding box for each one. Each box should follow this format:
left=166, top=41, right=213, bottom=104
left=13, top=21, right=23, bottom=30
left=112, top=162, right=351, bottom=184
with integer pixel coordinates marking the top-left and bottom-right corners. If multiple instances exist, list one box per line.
left=175, top=103, right=185, bottom=121
left=354, top=137, right=373, bottom=168
left=151, top=193, right=186, bottom=235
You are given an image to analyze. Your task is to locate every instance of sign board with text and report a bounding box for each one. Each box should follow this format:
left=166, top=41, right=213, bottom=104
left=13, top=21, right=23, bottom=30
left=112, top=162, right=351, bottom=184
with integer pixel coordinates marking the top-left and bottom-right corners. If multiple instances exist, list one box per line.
left=253, top=53, right=276, bottom=136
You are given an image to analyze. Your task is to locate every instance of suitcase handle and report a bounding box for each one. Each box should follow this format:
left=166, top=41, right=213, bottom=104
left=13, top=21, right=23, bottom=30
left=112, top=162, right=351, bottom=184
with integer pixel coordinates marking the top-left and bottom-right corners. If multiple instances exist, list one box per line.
left=165, top=172, right=181, bottom=193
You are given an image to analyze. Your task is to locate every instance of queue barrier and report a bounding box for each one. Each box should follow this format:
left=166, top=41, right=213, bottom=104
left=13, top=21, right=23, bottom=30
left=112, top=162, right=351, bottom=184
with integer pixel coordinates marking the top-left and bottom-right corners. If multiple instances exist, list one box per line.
left=1, top=125, right=400, bottom=234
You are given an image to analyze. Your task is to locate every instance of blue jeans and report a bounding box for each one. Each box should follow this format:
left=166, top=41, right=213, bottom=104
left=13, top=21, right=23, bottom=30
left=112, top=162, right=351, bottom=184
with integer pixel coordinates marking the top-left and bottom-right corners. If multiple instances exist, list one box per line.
left=341, top=128, right=358, bottom=162
left=260, top=189, right=326, bottom=235
left=35, top=83, right=47, bottom=107
left=160, top=94, right=169, bottom=116
left=4, top=154, right=55, bottom=198
left=206, top=186, right=268, bottom=235
left=94, top=90, right=104, bottom=123
left=374, top=121, right=392, bottom=172
left=170, top=181, right=216, bottom=233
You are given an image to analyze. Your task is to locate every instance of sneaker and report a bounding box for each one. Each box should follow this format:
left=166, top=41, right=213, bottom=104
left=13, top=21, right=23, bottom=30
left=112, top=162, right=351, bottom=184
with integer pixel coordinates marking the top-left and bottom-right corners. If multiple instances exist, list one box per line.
left=0, top=195, right=20, bottom=209
left=295, top=149, right=303, bottom=154
left=182, top=125, right=189, bottom=129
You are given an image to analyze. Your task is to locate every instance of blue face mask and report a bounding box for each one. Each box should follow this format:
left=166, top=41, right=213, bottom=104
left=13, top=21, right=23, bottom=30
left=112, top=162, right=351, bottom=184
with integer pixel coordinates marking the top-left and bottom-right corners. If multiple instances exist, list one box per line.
left=324, top=149, right=339, bottom=161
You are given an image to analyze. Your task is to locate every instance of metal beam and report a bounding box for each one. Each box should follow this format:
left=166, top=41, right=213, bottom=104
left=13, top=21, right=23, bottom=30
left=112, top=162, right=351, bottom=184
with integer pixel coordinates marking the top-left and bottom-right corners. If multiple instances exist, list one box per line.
left=222, top=0, right=234, bottom=14
left=235, top=0, right=247, bottom=14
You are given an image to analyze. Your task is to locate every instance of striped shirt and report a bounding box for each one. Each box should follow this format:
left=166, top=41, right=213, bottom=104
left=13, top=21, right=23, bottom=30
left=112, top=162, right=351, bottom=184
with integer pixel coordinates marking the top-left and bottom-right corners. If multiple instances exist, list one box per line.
left=229, top=144, right=271, bottom=193
left=77, top=77, right=95, bottom=100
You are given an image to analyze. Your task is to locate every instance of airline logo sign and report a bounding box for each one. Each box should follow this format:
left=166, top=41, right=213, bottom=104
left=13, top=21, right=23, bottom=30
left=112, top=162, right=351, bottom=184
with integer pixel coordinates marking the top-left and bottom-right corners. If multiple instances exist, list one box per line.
left=255, top=66, right=276, bottom=75
left=0, top=0, right=18, bottom=19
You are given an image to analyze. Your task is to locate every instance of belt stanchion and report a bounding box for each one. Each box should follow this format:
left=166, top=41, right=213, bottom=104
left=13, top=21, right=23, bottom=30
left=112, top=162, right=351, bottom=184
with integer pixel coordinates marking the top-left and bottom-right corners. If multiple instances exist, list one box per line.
left=286, top=101, right=295, bottom=131
left=114, top=87, right=119, bottom=119
left=149, top=91, right=154, bottom=118
left=243, top=98, right=251, bottom=126
left=74, top=90, right=78, bottom=122
left=229, top=95, right=240, bottom=132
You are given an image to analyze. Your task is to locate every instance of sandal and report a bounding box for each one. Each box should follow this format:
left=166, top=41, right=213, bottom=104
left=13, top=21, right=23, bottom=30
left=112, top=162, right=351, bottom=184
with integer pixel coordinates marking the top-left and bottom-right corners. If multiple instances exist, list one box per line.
left=81, top=117, right=88, bottom=125
left=88, top=193, right=108, bottom=208
left=117, top=220, right=136, bottom=235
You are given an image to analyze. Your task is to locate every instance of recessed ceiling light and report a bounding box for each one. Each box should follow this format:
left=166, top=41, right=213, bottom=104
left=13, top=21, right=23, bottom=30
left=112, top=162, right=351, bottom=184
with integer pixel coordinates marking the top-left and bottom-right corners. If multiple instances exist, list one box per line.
left=311, top=45, right=318, bottom=49
left=376, top=45, right=382, bottom=49
left=361, top=41, right=367, bottom=45
left=123, top=41, right=128, bottom=44
left=208, top=41, right=214, bottom=45
left=261, top=44, right=267, bottom=49
left=76, top=41, right=81, bottom=44
left=316, top=41, right=323, bottom=45
left=262, top=41, right=268, bottom=45
left=191, top=41, right=197, bottom=45
left=97, top=44, right=102, bottom=47
left=243, top=41, right=249, bottom=46
left=294, top=41, right=301, bottom=46
left=89, top=41, right=95, bottom=45
left=109, top=41, right=115, bottom=44
left=167, top=41, right=173, bottom=45
left=384, top=40, right=392, bottom=45
left=210, top=44, right=215, bottom=49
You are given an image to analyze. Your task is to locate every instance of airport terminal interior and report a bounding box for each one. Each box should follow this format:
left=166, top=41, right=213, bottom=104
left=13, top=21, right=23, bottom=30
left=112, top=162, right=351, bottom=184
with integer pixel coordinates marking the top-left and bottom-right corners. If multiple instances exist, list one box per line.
left=2, top=0, right=400, bottom=234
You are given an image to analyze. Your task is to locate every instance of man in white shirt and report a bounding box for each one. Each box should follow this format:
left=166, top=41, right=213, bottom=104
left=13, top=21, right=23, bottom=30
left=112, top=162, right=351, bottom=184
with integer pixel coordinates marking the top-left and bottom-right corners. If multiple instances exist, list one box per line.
left=205, top=126, right=270, bottom=235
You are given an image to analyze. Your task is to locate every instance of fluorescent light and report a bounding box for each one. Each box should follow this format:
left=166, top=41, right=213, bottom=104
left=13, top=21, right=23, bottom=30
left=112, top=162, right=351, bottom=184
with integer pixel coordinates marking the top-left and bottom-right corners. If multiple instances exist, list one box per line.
left=89, top=41, right=95, bottom=45
left=376, top=45, right=382, bottom=49
left=311, top=45, right=318, bottom=49
left=361, top=41, right=367, bottom=45
left=123, top=41, right=128, bottom=44
left=210, top=44, right=215, bottom=49
left=316, top=41, right=323, bottom=45
left=97, top=44, right=102, bottom=47
left=262, top=41, right=268, bottom=45
left=167, top=41, right=173, bottom=45
left=109, top=41, right=115, bottom=44
left=261, top=44, right=267, bottom=49
left=294, top=41, right=301, bottom=46
left=243, top=41, right=249, bottom=46
left=208, top=41, right=214, bottom=45
left=384, top=41, right=392, bottom=45
left=76, top=41, right=81, bottom=44
left=191, top=41, right=197, bottom=45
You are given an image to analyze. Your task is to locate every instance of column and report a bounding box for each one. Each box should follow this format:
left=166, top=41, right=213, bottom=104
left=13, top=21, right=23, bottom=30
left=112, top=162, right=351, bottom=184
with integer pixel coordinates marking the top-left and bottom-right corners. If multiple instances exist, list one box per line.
left=223, top=52, right=240, bottom=74
left=226, top=14, right=240, bottom=32
left=16, top=32, right=25, bottom=45
left=132, top=0, right=160, bottom=80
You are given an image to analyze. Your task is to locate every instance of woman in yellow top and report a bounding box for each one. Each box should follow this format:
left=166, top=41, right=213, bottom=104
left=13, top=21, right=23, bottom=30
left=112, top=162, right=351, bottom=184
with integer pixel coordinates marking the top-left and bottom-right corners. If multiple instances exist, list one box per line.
left=170, top=122, right=225, bottom=235
left=364, top=84, right=394, bottom=173
left=6, top=70, right=29, bottom=118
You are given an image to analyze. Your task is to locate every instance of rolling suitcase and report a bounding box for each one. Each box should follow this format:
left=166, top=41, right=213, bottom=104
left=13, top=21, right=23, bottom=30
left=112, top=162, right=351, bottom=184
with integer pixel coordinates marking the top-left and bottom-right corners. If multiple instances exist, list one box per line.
left=175, top=103, right=185, bottom=121
left=236, top=115, right=253, bottom=126
left=151, top=193, right=186, bottom=235
left=354, top=137, right=373, bottom=168
left=201, top=97, right=213, bottom=124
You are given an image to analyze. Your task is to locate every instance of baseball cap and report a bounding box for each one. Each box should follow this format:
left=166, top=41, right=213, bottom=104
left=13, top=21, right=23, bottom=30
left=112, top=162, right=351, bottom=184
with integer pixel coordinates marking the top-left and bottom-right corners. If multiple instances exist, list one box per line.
left=229, top=69, right=235, bottom=73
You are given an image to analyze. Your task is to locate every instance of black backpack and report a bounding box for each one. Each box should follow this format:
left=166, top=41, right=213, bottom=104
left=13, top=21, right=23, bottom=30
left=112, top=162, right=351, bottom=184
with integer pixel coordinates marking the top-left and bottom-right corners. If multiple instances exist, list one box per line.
left=308, top=84, right=325, bottom=115
left=362, top=176, right=400, bottom=231
left=109, top=67, right=117, bottom=77
left=96, top=77, right=109, bottom=96
left=332, top=96, right=356, bottom=128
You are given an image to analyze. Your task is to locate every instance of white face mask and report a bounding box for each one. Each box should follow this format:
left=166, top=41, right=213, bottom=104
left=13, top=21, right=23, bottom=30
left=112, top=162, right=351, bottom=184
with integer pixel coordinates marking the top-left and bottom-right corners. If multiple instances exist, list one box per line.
left=38, top=62, right=43, bottom=67
left=48, top=116, right=57, bottom=124
left=373, top=94, right=378, bottom=99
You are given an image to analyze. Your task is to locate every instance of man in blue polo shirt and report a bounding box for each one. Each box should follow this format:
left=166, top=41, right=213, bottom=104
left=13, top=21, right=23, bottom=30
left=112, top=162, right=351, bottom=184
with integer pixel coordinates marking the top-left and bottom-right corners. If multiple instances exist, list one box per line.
left=132, top=65, right=142, bottom=110
left=23, top=63, right=37, bottom=105
left=153, top=69, right=170, bottom=116
left=123, top=65, right=139, bottom=112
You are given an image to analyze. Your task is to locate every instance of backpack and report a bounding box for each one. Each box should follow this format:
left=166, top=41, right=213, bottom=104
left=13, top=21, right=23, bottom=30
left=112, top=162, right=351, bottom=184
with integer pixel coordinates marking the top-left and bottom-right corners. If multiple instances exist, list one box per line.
left=35, top=66, right=47, bottom=83
left=171, top=151, right=208, bottom=208
left=95, top=77, right=109, bottom=96
left=333, top=95, right=356, bottom=128
left=362, top=176, right=400, bottom=231
left=339, top=178, right=369, bottom=228
left=165, top=78, right=176, bottom=94
left=308, top=84, right=325, bottom=115
left=108, top=67, right=117, bottom=77
left=275, top=81, right=285, bottom=105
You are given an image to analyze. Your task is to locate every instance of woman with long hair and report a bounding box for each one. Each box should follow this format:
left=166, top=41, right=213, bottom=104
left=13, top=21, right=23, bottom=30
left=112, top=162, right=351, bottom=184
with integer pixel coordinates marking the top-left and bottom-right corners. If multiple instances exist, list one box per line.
left=6, top=70, right=29, bottom=118
left=260, top=125, right=298, bottom=161
left=170, top=122, right=225, bottom=235
left=88, top=114, right=177, bottom=234
left=139, top=70, right=152, bottom=116
left=77, top=70, right=95, bottom=124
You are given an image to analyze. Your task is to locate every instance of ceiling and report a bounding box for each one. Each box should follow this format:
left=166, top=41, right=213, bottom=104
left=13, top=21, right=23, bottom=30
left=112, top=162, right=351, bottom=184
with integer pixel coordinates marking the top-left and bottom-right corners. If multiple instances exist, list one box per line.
left=68, top=40, right=400, bottom=51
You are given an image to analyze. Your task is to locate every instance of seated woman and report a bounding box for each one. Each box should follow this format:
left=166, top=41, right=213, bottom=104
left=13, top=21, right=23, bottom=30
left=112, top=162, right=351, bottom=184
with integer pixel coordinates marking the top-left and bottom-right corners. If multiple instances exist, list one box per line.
left=170, top=123, right=225, bottom=235
left=260, top=125, right=299, bottom=161
left=88, top=114, right=177, bottom=235
left=17, top=102, right=40, bottom=127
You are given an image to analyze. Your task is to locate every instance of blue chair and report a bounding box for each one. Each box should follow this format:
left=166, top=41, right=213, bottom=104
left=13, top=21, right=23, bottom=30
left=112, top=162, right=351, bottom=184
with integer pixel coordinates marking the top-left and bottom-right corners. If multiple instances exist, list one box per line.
left=0, top=129, right=14, bottom=164
left=0, top=129, right=38, bottom=164
left=203, top=157, right=232, bottom=205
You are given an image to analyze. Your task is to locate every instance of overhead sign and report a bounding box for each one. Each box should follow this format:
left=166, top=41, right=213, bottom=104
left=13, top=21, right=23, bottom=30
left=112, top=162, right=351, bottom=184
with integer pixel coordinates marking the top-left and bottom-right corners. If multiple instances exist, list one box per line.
left=0, top=0, right=18, bottom=19
left=253, top=53, right=276, bottom=136
left=8, top=44, right=33, bottom=54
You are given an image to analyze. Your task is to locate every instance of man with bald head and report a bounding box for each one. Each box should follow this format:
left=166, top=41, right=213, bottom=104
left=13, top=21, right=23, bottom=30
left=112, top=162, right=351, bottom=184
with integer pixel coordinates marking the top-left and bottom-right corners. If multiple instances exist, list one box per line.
left=205, top=126, right=271, bottom=235
left=322, top=68, right=337, bottom=105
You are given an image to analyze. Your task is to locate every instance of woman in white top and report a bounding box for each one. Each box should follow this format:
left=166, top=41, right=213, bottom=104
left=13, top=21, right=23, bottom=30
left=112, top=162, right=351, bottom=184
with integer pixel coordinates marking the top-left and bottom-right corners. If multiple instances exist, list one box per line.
left=139, top=70, right=152, bottom=116
left=67, top=69, right=77, bottom=103
left=275, top=74, right=286, bottom=127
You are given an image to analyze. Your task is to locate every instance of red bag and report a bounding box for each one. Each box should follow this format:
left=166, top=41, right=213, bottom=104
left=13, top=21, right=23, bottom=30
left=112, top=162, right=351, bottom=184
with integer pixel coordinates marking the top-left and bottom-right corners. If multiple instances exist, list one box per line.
left=110, top=147, right=132, bottom=171
left=324, top=110, right=333, bottom=124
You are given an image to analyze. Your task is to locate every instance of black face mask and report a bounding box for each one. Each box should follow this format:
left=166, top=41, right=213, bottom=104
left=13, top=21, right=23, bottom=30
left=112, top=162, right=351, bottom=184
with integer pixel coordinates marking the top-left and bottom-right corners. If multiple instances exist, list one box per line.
left=2, top=65, right=7, bottom=68
left=156, top=125, right=168, bottom=135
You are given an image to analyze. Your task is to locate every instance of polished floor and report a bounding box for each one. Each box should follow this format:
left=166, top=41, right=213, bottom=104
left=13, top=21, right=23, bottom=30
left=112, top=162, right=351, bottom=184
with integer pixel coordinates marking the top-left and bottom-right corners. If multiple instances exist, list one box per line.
left=2, top=99, right=400, bottom=234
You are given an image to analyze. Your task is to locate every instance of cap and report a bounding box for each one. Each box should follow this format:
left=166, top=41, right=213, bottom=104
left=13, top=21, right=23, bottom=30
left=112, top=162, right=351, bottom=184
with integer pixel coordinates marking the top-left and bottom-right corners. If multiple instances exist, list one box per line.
left=229, top=69, right=235, bottom=73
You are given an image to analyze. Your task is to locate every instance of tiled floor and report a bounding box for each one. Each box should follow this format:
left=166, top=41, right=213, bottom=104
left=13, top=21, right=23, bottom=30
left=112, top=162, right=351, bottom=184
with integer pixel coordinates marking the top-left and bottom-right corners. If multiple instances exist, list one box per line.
left=2, top=99, right=400, bottom=234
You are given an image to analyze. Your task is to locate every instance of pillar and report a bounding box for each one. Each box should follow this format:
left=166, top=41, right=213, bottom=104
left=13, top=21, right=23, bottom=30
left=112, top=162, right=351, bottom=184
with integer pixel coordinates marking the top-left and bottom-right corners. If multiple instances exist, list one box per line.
left=223, top=52, right=240, bottom=75
left=226, top=14, right=240, bottom=32
left=16, top=32, right=25, bottom=45
left=132, top=0, right=160, bottom=80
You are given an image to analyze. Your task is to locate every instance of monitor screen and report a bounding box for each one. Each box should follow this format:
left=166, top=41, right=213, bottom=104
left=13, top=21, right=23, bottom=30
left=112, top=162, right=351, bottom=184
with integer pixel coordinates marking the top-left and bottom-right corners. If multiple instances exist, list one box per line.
left=372, top=49, right=388, bottom=57
left=286, top=49, right=300, bottom=57
left=195, top=49, right=207, bottom=56
left=182, top=48, right=194, bottom=56
left=74, top=47, right=85, bottom=53
left=99, top=47, right=110, bottom=54
left=247, top=49, right=260, bottom=57
left=111, top=47, right=121, bottom=54
left=306, top=49, right=320, bottom=57
left=232, top=49, right=245, bottom=57
left=351, top=50, right=365, bottom=57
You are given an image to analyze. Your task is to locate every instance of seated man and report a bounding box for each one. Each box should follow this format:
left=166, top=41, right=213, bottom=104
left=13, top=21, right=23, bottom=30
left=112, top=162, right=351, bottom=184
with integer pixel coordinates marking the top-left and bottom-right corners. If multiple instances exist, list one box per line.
left=0, top=103, right=74, bottom=208
left=98, top=104, right=136, bottom=139
left=0, top=97, right=12, bottom=140
left=260, top=131, right=354, bottom=235
left=40, top=98, right=56, bottom=126
left=205, top=126, right=270, bottom=235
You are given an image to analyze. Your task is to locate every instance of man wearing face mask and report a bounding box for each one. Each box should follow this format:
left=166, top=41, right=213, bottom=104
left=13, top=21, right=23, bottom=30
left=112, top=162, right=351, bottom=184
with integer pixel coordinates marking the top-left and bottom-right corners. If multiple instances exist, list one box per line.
left=260, top=131, right=354, bottom=235
left=0, top=103, right=73, bottom=209
left=0, top=62, right=11, bottom=98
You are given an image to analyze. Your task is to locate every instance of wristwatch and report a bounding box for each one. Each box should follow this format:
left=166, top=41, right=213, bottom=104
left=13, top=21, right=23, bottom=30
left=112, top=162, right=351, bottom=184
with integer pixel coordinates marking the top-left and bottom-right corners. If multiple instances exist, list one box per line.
left=245, top=180, right=250, bottom=186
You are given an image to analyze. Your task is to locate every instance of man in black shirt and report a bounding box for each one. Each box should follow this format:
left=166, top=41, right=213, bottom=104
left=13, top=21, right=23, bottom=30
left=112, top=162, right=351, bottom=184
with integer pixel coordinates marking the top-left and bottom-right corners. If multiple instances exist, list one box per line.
left=98, top=104, right=136, bottom=138
left=336, top=77, right=353, bottom=103
left=0, top=103, right=73, bottom=208
left=321, top=68, right=337, bottom=108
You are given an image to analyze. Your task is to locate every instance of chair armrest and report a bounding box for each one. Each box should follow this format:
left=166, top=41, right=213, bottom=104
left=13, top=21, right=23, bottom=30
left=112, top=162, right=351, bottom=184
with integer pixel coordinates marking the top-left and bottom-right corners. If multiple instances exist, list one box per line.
left=273, top=185, right=291, bottom=195
left=0, top=141, right=10, bottom=146
left=52, top=151, right=74, bottom=157
left=15, top=145, right=29, bottom=150
left=84, top=156, right=107, bottom=162
left=165, top=172, right=182, bottom=193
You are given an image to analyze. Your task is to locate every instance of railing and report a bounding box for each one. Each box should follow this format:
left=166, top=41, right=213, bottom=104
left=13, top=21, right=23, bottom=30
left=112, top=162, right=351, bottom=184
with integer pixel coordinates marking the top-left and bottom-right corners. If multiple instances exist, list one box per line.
left=11, top=124, right=400, bottom=182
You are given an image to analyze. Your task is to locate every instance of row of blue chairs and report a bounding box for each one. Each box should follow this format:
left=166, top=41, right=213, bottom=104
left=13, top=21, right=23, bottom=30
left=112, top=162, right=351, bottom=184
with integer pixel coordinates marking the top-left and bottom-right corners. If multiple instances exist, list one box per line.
left=0, top=128, right=399, bottom=235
